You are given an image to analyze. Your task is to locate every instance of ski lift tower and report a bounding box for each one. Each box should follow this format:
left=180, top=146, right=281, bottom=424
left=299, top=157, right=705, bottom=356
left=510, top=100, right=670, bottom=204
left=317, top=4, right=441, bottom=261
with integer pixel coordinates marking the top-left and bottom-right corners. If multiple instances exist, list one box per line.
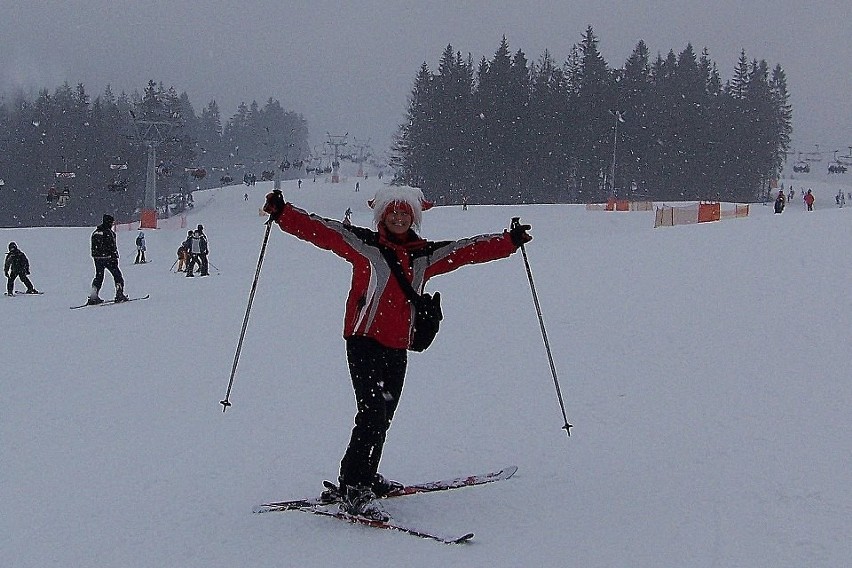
left=352, top=138, right=372, bottom=178
left=130, top=112, right=178, bottom=229
left=326, top=132, right=349, bottom=183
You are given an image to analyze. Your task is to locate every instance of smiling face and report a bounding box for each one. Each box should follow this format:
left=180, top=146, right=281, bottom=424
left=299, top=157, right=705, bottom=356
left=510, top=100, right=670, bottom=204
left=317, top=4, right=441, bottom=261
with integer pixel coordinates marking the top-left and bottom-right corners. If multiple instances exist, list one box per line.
left=383, top=205, right=413, bottom=235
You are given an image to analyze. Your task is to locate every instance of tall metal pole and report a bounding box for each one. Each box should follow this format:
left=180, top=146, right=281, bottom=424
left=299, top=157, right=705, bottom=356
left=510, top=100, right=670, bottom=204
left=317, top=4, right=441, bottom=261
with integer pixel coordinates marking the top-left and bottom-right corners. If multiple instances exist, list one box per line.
left=609, top=111, right=623, bottom=198
left=141, top=142, right=158, bottom=228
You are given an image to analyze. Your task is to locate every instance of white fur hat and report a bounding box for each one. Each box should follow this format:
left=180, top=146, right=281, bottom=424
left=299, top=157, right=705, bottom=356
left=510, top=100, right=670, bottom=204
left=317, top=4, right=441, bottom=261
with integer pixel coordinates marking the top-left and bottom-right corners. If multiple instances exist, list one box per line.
left=369, top=186, right=433, bottom=229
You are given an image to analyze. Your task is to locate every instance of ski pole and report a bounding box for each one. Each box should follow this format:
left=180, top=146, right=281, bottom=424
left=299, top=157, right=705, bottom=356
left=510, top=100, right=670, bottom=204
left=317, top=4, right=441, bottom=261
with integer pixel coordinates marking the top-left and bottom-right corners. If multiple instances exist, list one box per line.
left=511, top=217, right=573, bottom=436
left=220, top=219, right=273, bottom=412
left=169, top=258, right=178, bottom=272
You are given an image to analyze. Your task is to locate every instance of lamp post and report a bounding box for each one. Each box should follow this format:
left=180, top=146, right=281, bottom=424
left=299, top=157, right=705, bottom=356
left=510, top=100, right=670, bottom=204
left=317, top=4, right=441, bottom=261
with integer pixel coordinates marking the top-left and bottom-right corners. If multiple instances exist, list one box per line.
left=609, top=110, right=624, bottom=198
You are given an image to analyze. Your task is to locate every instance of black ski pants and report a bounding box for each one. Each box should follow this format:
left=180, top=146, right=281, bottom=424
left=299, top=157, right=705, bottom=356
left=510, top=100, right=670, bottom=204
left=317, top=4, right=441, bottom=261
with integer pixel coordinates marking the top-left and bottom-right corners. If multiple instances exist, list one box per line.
left=185, top=253, right=200, bottom=276
left=6, top=270, right=34, bottom=295
left=92, top=257, right=124, bottom=292
left=339, top=336, right=407, bottom=489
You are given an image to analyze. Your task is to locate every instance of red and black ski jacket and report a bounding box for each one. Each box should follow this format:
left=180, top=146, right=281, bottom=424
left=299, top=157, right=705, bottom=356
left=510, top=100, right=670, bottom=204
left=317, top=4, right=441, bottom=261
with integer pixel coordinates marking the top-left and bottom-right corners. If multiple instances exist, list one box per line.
left=275, top=203, right=518, bottom=349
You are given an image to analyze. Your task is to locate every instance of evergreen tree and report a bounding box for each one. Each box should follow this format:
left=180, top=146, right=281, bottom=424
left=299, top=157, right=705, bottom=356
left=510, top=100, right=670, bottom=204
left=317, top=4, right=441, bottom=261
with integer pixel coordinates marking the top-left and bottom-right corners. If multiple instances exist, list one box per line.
left=528, top=49, right=570, bottom=201
left=769, top=64, right=793, bottom=178
left=392, top=63, right=435, bottom=189
left=618, top=41, right=653, bottom=197
left=573, top=26, right=615, bottom=202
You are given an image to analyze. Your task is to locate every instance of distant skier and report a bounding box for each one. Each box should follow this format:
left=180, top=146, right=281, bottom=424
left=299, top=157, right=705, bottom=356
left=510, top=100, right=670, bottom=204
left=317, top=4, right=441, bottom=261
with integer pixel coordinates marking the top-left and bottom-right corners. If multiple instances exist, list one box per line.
left=262, top=186, right=531, bottom=521
left=804, top=189, right=815, bottom=211
left=195, top=224, right=209, bottom=276
left=774, top=190, right=785, bottom=214
left=87, top=214, right=128, bottom=304
left=177, top=231, right=192, bottom=272
left=5, top=242, right=39, bottom=295
left=134, top=231, right=147, bottom=264
left=185, top=230, right=203, bottom=277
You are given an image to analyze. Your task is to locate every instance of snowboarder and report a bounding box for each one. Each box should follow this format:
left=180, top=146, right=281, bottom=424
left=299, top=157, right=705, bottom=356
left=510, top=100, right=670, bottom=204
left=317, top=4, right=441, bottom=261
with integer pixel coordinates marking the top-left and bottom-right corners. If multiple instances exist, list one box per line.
left=343, top=207, right=352, bottom=226
left=134, top=231, right=147, bottom=264
left=87, top=214, right=128, bottom=304
left=5, top=242, right=39, bottom=295
left=804, top=189, right=815, bottom=211
left=262, top=186, right=531, bottom=520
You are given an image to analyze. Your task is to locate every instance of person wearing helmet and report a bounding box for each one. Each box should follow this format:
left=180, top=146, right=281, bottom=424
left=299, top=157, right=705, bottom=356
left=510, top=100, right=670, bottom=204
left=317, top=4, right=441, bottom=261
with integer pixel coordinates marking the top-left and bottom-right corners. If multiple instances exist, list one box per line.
left=5, top=242, right=39, bottom=295
left=87, top=214, right=128, bottom=304
left=262, top=187, right=531, bottom=520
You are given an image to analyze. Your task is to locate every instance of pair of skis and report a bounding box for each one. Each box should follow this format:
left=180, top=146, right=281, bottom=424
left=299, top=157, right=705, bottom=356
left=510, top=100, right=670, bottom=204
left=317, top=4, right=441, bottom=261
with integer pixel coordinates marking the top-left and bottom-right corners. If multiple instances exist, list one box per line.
left=254, top=465, right=517, bottom=544
left=69, top=294, right=149, bottom=309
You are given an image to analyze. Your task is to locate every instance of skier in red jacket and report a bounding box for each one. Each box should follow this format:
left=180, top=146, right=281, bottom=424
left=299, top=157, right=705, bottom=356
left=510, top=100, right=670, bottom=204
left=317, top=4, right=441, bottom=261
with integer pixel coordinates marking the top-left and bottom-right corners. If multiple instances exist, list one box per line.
left=263, top=187, right=530, bottom=519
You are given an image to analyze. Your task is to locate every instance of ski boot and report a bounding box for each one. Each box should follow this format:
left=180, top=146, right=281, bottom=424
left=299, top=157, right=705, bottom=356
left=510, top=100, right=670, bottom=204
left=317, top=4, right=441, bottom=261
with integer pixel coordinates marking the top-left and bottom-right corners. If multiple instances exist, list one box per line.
left=372, top=473, right=403, bottom=498
left=339, top=485, right=388, bottom=521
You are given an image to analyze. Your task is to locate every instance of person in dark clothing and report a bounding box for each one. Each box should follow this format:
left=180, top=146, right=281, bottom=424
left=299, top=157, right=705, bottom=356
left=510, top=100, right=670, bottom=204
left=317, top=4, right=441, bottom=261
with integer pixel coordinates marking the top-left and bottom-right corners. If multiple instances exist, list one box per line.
left=263, top=186, right=531, bottom=520
left=196, top=224, right=209, bottom=276
left=87, top=214, right=128, bottom=304
left=134, top=231, right=147, bottom=264
left=185, top=229, right=204, bottom=277
left=5, top=242, right=39, bottom=295
left=774, top=190, right=786, bottom=214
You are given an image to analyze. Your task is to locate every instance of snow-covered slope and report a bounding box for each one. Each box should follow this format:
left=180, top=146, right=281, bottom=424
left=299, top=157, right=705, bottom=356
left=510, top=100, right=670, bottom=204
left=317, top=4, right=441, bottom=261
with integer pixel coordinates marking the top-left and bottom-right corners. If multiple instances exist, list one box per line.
left=3, top=172, right=851, bottom=567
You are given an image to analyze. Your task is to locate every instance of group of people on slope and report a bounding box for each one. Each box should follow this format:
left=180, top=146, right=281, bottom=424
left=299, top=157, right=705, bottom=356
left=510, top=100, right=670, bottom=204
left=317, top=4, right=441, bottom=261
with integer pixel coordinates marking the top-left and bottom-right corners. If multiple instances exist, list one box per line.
left=6, top=214, right=213, bottom=304
left=176, top=225, right=209, bottom=277
left=775, top=188, right=814, bottom=213
left=9, top=185, right=532, bottom=524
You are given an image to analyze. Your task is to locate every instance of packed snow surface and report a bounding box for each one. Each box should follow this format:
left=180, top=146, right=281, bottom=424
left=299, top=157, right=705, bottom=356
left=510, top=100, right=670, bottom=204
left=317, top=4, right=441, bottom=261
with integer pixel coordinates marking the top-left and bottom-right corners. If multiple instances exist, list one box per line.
left=3, top=172, right=851, bottom=567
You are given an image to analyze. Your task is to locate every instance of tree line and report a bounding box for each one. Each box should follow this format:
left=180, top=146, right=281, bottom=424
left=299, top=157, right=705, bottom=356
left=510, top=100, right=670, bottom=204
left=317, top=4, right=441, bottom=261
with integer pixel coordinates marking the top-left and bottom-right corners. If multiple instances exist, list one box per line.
left=391, top=26, right=792, bottom=205
left=0, top=80, right=308, bottom=227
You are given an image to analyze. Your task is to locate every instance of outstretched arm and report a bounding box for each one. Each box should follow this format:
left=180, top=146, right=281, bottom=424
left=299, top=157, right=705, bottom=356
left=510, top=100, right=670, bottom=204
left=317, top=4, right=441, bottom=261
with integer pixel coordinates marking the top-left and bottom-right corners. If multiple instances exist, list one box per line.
left=263, top=191, right=360, bottom=262
left=424, top=222, right=531, bottom=279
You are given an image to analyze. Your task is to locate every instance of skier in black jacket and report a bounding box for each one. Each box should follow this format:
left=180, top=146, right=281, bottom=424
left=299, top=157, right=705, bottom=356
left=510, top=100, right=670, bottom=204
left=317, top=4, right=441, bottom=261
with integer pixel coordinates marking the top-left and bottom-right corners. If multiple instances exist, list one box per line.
left=5, top=242, right=39, bottom=295
left=87, top=214, right=128, bottom=304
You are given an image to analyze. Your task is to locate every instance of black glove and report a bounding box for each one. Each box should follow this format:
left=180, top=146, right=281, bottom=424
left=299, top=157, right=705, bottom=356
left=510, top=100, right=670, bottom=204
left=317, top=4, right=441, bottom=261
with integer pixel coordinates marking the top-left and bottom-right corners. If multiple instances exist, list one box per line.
left=509, top=223, right=532, bottom=247
left=263, top=190, right=285, bottom=219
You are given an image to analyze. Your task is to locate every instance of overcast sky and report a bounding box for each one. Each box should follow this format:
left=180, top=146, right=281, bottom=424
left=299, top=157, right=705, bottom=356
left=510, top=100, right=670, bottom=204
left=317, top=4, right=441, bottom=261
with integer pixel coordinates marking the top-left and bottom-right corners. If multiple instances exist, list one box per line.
left=2, top=1, right=849, bottom=161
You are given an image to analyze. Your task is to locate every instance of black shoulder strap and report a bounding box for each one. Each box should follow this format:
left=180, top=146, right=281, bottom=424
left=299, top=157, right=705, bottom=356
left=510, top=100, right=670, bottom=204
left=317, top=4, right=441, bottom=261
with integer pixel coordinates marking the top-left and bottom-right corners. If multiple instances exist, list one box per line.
left=378, top=246, right=420, bottom=303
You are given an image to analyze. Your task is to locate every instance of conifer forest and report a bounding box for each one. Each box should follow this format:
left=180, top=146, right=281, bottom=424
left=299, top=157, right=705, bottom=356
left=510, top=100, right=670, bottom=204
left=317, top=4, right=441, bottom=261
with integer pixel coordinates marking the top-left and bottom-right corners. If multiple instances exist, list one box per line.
left=0, top=27, right=791, bottom=225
